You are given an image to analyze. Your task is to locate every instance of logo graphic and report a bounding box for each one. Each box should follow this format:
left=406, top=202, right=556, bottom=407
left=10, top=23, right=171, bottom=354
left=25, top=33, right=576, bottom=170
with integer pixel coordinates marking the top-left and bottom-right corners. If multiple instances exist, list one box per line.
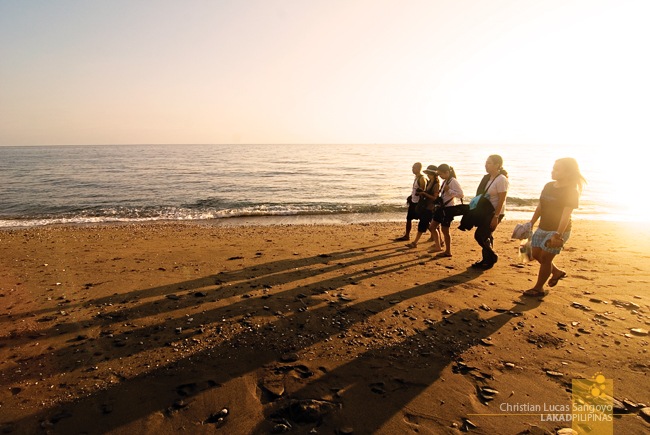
left=572, top=372, right=613, bottom=434
left=468, top=372, right=615, bottom=434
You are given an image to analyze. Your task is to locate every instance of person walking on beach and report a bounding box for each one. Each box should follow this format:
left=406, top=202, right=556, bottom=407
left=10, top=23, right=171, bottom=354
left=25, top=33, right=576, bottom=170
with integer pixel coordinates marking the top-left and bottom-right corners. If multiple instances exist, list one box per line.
left=394, top=162, right=426, bottom=241
left=430, top=164, right=464, bottom=256
left=469, top=154, right=509, bottom=269
left=406, top=165, right=440, bottom=248
left=523, top=158, right=585, bottom=297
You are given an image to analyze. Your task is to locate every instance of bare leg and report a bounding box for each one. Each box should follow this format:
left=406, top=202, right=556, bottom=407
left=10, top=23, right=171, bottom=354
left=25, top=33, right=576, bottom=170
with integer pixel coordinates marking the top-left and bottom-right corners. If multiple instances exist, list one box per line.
left=534, top=255, right=554, bottom=290
left=525, top=248, right=557, bottom=293
left=395, top=219, right=412, bottom=241
left=425, top=220, right=436, bottom=242
left=428, top=222, right=442, bottom=252
left=407, top=231, right=423, bottom=248
left=441, top=225, right=452, bottom=256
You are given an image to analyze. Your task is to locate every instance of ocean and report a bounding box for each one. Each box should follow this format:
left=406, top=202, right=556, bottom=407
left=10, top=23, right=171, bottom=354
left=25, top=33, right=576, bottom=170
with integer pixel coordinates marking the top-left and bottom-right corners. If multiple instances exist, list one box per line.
left=0, top=143, right=620, bottom=228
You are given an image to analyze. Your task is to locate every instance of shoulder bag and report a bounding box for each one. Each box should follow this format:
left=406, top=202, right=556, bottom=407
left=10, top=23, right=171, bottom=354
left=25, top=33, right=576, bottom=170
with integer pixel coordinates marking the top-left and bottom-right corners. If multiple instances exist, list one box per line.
left=459, top=177, right=497, bottom=231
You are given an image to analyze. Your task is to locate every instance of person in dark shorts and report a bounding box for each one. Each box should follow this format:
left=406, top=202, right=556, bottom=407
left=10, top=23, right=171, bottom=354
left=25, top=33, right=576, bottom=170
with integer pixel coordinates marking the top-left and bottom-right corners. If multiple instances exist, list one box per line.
left=394, top=162, right=426, bottom=241
left=430, top=164, right=465, bottom=256
left=406, top=165, right=440, bottom=248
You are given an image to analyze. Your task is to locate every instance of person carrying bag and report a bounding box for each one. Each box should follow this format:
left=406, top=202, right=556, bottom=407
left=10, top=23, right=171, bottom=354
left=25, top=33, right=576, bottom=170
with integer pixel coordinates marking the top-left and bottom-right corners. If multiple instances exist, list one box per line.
left=462, top=155, right=509, bottom=269
left=459, top=175, right=497, bottom=231
left=429, top=164, right=465, bottom=256
left=407, top=165, right=440, bottom=248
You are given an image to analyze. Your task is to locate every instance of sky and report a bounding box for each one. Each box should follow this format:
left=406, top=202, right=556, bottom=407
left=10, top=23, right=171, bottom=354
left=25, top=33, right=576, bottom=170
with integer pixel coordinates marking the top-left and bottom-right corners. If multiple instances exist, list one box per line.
left=0, top=0, right=648, bottom=147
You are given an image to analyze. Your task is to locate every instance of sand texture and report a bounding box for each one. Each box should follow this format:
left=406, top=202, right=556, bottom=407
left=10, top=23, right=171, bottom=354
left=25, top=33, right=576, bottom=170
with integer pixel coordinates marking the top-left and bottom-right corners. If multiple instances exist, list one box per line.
left=1, top=220, right=649, bottom=434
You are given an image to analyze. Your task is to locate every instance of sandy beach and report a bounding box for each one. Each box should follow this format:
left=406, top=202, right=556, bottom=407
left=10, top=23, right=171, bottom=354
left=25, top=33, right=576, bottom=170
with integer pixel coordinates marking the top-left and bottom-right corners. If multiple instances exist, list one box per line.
left=1, top=219, right=649, bottom=434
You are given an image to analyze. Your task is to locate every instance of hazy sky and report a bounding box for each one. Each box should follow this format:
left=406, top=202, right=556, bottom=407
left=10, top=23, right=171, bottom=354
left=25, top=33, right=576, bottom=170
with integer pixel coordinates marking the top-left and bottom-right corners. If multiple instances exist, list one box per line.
left=1, top=0, right=648, bottom=146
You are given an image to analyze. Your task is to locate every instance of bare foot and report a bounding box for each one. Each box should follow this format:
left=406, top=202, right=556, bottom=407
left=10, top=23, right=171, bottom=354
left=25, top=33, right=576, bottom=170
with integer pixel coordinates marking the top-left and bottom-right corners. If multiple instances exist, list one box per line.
left=437, top=251, right=452, bottom=257
left=406, top=242, right=417, bottom=249
left=428, top=245, right=442, bottom=253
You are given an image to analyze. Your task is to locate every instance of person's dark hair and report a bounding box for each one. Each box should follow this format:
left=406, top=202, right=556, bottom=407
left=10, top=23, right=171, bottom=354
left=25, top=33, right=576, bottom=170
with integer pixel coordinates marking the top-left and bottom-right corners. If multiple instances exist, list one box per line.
left=488, top=154, right=508, bottom=178
left=437, top=163, right=457, bottom=179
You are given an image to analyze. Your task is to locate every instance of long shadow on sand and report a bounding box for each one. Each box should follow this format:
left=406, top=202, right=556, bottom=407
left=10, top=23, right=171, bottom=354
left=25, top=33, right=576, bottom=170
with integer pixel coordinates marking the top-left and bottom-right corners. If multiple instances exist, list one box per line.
left=4, top=255, right=522, bottom=433
left=0, top=242, right=398, bottom=327
left=0, top=246, right=433, bottom=386
left=250, top=299, right=539, bottom=434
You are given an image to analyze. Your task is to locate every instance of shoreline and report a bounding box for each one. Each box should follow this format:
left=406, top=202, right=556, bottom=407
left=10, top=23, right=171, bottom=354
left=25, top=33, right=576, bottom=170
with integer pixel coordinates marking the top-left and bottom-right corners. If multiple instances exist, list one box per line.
left=0, top=208, right=643, bottom=231
left=1, top=220, right=649, bottom=434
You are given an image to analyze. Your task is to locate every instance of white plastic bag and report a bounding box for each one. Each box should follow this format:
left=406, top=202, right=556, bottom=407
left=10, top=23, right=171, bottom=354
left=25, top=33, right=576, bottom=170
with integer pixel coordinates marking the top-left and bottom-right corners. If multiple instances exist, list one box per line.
left=518, top=238, right=533, bottom=263
left=512, top=222, right=532, bottom=240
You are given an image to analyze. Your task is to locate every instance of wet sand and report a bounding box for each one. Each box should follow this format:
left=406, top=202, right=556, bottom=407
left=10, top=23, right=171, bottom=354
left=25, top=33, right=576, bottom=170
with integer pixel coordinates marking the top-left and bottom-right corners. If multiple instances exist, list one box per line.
left=1, top=220, right=649, bottom=434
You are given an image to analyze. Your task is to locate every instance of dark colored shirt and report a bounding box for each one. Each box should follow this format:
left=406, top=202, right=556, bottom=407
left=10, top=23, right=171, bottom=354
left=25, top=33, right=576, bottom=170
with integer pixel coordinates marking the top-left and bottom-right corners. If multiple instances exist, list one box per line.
left=539, top=182, right=579, bottom=231
left=421, top=178, right=439, bottom=211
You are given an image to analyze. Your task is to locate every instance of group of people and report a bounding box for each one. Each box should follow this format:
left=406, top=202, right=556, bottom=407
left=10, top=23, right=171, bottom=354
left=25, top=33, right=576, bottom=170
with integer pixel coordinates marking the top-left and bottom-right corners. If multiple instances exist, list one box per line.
left=395, top=155, right=586, bottom=297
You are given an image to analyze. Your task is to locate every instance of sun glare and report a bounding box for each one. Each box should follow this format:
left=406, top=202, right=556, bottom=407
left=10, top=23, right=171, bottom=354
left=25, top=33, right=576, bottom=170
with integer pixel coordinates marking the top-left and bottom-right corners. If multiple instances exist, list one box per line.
left=567, top=145, right=647, bottom=222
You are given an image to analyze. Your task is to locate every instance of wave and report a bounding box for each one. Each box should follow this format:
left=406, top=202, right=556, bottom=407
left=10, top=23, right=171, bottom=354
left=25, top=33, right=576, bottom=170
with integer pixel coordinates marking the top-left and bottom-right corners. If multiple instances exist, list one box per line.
left=1, top=196, right=615, bottom=229
left=0, top=203, right=400, bottom=228
left=504, top=196, right=537, bottom=207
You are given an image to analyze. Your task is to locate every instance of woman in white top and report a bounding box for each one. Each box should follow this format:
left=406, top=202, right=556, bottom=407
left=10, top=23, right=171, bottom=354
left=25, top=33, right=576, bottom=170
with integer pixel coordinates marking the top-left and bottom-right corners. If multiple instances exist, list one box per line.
left=430, top=164, right=465, bottom=257
left=470, top=155, right=509, bottom=269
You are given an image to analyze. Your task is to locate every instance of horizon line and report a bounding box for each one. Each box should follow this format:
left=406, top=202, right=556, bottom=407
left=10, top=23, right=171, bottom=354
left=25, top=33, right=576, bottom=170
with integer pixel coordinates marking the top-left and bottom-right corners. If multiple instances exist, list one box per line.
left=0, top=142, right=590, bottom=148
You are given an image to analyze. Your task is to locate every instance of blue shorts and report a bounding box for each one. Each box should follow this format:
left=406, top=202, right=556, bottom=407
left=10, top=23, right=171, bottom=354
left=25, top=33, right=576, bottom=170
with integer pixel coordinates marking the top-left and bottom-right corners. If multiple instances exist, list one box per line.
left=531, top=228, right=571, bottom=255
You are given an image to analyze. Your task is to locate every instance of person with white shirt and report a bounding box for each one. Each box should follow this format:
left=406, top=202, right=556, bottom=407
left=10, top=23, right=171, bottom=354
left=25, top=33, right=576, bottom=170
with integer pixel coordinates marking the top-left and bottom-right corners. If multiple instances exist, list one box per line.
left=430, top=164, right=465, bottom=257
left=394, top=162, right=426, bottom=241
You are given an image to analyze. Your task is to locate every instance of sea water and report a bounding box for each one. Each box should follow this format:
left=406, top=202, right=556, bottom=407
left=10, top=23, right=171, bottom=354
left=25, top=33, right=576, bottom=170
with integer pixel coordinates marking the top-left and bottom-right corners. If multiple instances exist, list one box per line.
left=0, top=143, right=618, bottom=228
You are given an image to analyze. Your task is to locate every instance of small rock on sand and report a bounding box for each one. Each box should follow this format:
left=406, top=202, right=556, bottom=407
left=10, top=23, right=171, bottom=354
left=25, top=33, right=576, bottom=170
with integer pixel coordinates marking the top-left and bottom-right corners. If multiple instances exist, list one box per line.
left=639, top=407, right=650, bottom=423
